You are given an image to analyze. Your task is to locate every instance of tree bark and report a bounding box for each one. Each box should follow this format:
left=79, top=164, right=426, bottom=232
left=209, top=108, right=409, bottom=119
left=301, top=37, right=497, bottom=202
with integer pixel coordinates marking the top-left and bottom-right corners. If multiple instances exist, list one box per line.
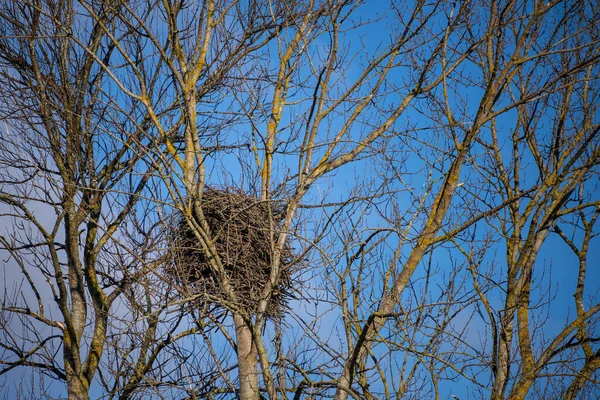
left=234, top=314, right=259, bottom=400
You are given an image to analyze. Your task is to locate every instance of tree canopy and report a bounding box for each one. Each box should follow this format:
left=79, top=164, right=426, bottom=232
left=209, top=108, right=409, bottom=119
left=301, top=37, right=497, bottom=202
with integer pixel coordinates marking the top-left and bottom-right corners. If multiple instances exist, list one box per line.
left=1, top=0, right=599, bottom=399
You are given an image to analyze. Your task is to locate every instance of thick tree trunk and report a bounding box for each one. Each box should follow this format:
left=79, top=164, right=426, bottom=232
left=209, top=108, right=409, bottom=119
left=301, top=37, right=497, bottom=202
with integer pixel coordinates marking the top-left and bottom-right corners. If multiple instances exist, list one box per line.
left=234, top=314, right=259, bottom=400
left=65, top=346, right=89, bottom=400
left=66, top=375, right=89, bottom=400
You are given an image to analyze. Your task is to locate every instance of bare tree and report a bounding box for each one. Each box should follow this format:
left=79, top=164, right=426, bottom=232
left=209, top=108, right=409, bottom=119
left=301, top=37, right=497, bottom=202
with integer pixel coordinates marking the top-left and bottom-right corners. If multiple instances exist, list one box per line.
left=1, top=0, right=600, bottom=399
left=0, top=0, right=164, bottom=398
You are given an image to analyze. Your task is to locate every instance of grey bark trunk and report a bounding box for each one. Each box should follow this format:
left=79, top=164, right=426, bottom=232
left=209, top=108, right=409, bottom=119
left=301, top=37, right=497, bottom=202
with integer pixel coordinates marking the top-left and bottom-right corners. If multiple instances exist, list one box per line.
left=234, top=313, right=259, bottom=400
left=66, top=369, right=89, bottom=400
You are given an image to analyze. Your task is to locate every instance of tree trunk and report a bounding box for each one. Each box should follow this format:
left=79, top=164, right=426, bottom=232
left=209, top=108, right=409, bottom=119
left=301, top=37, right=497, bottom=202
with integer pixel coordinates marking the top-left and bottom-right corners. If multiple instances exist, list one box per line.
left=234, top=314, right=259, bottom=400
left=66, top=377, right=89, bottom=400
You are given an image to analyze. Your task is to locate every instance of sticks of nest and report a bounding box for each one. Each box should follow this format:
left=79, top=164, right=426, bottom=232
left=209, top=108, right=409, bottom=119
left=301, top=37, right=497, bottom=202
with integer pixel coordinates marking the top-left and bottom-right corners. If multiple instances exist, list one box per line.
left=165, top=188, right=296, bottom=320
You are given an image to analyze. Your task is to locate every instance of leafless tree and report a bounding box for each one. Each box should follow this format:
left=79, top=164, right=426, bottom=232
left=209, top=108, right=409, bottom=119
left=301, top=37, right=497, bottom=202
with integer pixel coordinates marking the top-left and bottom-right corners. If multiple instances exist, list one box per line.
left=0, top=0, right=169, bottom=398
left=1, top=0, right=600, bottom=399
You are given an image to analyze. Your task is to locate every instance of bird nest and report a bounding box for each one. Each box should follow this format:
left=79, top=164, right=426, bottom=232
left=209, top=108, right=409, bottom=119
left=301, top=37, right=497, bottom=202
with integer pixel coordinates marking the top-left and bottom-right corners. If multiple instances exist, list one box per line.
left=165, top=188, right=296, bottom=320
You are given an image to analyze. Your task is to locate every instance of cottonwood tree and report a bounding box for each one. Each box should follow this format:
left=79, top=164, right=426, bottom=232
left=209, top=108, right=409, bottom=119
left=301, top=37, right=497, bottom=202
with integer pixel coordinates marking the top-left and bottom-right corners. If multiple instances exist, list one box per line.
left=1, top=0, right=600, bottom=399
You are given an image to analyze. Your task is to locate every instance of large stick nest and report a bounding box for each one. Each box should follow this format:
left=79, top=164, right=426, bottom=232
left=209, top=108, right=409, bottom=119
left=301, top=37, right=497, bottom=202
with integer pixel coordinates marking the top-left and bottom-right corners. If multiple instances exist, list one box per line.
left=165, top=188, right=296, bottom=320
